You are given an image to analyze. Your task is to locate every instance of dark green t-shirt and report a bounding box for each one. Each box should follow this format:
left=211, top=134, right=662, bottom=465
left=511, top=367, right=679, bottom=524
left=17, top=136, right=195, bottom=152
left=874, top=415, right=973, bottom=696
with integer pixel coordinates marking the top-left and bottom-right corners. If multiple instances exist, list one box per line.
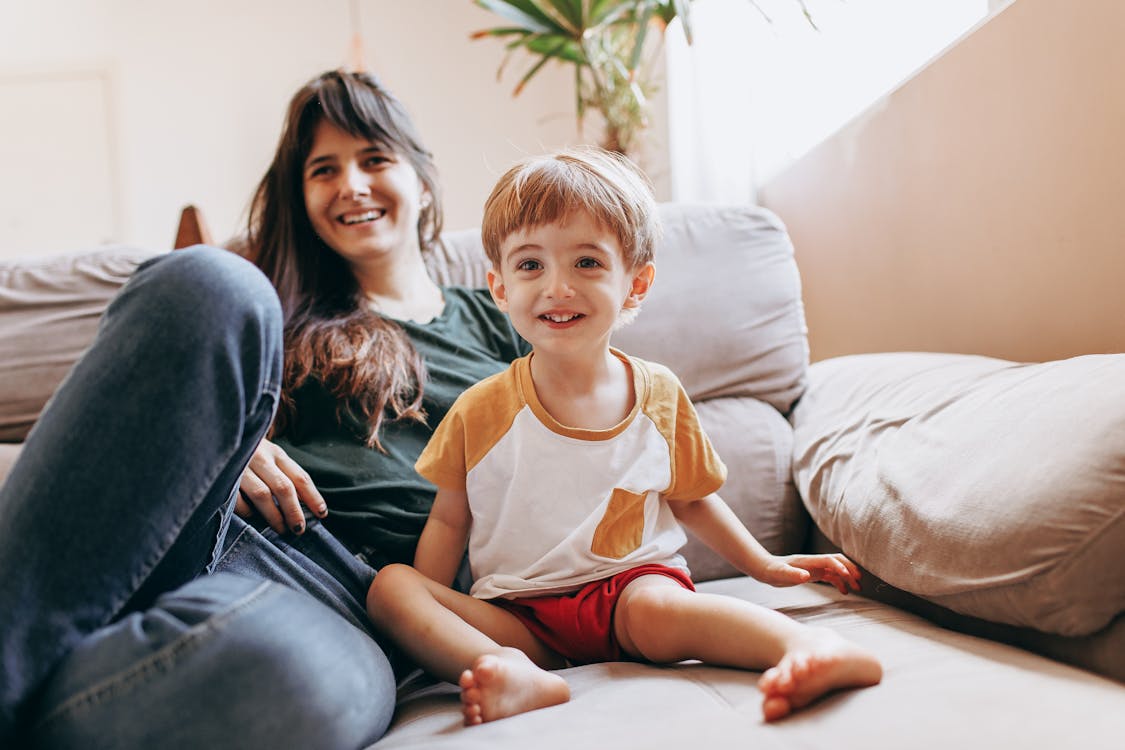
left=273, top=287, right=529, bottom=569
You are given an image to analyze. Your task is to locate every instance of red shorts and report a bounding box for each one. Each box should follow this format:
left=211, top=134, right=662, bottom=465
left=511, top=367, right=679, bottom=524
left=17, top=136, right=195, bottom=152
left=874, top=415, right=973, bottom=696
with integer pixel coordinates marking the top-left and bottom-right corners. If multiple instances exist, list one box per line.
left=493, top=564, right=694, bottom=665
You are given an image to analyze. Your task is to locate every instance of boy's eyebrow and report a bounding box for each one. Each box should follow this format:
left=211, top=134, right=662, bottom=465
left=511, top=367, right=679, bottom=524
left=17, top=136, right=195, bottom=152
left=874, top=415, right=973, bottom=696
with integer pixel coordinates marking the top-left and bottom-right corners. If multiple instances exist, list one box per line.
left=506, top=241, right=612, bottom=256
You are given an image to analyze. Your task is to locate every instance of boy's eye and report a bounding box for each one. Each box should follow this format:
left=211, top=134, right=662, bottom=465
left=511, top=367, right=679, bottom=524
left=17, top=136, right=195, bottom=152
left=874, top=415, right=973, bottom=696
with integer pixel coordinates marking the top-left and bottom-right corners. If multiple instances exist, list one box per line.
left=576, top=257, right=602, bottom=269
left=516, top=259, right=542, bottom=272
left=365, top=154, right=390, bottom=168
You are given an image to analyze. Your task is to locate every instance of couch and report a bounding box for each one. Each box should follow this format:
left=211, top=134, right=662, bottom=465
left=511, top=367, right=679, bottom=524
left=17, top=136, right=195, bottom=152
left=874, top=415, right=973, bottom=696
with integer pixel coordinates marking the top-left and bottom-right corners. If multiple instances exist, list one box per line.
left=1, top=203, right=1122, bottom=748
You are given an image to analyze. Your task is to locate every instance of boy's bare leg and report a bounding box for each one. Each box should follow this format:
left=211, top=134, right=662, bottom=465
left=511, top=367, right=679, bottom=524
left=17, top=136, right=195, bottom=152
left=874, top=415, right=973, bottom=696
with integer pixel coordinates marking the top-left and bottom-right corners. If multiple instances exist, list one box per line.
left=367, top=564, right=569, bottom=725
left=613, top=575, right=882, bottom=721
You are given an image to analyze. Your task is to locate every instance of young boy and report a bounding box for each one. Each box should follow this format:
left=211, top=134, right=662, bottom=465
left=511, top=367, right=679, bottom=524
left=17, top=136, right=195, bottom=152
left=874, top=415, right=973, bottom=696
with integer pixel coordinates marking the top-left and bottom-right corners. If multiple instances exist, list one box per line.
left=367, top=147, right=882, bottom=726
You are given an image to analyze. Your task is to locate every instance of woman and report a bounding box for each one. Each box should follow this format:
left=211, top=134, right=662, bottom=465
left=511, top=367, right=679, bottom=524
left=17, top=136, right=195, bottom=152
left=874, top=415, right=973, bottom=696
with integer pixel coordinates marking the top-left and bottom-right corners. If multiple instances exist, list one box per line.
left=0, top=71, right=526, bottom=749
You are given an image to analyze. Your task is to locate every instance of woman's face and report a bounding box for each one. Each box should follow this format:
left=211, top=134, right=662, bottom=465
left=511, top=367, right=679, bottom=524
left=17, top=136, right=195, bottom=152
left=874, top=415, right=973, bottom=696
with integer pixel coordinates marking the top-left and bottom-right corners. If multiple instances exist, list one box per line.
left=302, top=120, right=429, bottom=269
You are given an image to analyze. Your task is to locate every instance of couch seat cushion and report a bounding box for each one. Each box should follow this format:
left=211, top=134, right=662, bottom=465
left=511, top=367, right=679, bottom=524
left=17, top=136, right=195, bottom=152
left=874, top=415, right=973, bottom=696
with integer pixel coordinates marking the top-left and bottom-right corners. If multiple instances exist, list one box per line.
left=374, top=577, right=1125, bottom=749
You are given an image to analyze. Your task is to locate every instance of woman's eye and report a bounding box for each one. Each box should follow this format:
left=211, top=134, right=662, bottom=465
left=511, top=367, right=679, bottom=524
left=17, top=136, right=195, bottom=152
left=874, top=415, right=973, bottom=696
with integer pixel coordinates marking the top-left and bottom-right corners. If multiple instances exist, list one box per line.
left=516, top=259, right=542, bottom=272
left=576, top=257, right=602, bottom=269
left=309, top=165, right=335, bottom=178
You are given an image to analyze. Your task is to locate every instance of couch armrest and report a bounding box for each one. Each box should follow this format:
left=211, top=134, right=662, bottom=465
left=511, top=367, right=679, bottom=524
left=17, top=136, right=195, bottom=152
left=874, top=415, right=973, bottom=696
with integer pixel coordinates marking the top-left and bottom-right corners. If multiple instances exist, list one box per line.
left=173, top=205, right=213, bottom=249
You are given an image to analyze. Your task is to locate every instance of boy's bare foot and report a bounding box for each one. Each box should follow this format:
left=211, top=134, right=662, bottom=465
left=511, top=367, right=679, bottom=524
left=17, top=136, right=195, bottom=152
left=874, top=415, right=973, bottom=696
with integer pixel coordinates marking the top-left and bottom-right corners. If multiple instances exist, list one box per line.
left=459, top=648, right=571, bottom=725
left=757, top=629, right=882, bottom=722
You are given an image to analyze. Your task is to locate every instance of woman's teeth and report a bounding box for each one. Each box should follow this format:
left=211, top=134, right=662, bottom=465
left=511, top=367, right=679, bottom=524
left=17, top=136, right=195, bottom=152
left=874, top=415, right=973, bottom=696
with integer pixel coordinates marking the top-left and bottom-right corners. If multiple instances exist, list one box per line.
left=341, top=209, right=383, bottom=225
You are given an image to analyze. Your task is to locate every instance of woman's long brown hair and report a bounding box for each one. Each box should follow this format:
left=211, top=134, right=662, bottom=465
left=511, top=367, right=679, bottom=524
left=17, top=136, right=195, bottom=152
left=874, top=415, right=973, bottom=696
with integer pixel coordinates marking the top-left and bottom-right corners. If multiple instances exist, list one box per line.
left=248, top=70, right=444, bottom=449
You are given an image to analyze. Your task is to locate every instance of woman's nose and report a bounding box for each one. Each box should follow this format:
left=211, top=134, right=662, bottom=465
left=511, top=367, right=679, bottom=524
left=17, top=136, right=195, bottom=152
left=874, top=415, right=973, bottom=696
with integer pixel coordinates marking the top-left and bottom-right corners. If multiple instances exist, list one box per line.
left=341, top=163, right=370, bottom=199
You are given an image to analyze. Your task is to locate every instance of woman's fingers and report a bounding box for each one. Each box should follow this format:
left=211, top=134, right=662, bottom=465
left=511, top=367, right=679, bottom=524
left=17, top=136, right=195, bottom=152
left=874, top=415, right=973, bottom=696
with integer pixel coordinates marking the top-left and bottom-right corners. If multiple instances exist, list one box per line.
left=238, top=467, right=287, bottom=533
left=235, top=439, right=326, bottom=535
left=248, top=451, right=305, bottom=533
left=275, top=451, right=328, bottom=518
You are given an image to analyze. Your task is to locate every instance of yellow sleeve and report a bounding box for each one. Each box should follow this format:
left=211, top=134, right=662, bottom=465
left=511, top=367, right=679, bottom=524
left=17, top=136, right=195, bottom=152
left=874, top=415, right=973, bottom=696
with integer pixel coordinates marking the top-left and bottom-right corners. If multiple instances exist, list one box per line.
left=646, top=364, right=727, bottom=500
left=415, top=404, right=470, bottom=491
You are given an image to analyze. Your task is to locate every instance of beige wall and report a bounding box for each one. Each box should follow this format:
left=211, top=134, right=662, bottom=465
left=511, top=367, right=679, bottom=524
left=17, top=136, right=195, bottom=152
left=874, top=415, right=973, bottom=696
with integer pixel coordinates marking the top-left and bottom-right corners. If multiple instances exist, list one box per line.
left=0, top=0, right=670, bottom=257
left=759, top=0, right=1125, bottom=363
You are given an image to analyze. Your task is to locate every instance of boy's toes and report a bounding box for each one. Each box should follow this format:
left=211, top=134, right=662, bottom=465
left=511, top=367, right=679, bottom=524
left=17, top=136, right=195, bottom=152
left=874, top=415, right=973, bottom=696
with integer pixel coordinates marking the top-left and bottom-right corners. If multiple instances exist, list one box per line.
left=462, top=702, right=483, bottom=726
left=762, top=694, right=793, bottom=722
left=759, top=664, right=795, bottom=696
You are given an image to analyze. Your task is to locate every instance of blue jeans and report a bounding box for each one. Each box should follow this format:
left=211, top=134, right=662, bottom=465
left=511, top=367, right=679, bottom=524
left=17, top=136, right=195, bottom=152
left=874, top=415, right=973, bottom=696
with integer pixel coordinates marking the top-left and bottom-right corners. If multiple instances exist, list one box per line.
left=0, top=248, right=395, bottom=749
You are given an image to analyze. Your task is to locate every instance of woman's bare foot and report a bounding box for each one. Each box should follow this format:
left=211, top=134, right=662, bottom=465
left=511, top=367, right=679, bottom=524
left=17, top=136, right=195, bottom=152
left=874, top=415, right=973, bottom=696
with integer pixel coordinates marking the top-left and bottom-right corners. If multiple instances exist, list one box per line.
left=758, top=629, right=882, bottom=721
left=459, top=648, right=571, bottom=726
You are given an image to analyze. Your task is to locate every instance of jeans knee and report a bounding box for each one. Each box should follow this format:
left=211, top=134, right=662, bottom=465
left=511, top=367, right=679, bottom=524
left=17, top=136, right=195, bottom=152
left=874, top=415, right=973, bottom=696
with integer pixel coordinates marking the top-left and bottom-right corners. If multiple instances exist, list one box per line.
left=117, top=247, right=283, bottom=398
left=31, top=574, right=395, bottom=750
left=127, top=246, right=282, bottom=347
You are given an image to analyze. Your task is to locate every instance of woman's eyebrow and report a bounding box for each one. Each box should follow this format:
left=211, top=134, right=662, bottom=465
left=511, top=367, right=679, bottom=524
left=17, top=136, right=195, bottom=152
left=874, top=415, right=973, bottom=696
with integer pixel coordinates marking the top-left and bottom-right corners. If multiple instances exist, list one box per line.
left=304, top=153, right=335, bottom=170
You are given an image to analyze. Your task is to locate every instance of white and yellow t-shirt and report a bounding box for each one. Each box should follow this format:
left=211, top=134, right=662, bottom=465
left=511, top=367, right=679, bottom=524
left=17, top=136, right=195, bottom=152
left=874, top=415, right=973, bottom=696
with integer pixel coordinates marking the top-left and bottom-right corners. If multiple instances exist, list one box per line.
left=416, top=349, right=727, bottom=601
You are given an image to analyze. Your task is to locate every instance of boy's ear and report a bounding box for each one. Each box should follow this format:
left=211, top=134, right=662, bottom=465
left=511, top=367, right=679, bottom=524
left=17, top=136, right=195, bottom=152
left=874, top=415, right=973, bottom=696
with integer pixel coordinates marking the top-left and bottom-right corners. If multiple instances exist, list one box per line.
left=487, top=268, right=509, bottom=312
left=623, top=262, right=655, bottom=309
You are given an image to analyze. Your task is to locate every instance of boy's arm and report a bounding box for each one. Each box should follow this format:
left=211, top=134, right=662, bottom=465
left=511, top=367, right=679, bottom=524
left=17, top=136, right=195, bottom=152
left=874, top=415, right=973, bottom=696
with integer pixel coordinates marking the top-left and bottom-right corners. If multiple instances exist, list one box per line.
left=668, top=494, right=861, bottom=594
left=413, top=486, right=472, bottom=588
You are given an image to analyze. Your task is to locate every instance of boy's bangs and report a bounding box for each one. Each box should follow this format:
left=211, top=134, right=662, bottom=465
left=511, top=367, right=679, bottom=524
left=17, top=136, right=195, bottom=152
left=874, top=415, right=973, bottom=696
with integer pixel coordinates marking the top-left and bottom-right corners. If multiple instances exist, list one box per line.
left=505, top=168, right=627, bottom=243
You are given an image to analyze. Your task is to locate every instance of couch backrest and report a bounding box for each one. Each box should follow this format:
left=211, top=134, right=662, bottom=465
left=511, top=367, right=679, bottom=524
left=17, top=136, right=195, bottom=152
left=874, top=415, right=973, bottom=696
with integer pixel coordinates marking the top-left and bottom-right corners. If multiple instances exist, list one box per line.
left=429, top=203, right=809, bottom=413
left=0, top=203, right=808, bottom=443
left=0, top=247, right=157, bottom=441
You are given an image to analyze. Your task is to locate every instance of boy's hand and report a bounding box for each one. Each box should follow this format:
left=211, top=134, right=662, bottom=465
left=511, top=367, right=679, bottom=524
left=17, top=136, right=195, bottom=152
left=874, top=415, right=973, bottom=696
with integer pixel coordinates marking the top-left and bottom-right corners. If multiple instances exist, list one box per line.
left=758, top=553, right=862, bottom=595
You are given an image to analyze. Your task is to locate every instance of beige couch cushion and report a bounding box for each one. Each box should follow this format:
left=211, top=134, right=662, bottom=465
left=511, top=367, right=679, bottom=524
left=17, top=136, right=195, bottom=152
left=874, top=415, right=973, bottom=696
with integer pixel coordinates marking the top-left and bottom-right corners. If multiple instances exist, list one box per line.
left=0, top=248, right=158, bottom=442
left=790, top=352, right=1125, bottom=637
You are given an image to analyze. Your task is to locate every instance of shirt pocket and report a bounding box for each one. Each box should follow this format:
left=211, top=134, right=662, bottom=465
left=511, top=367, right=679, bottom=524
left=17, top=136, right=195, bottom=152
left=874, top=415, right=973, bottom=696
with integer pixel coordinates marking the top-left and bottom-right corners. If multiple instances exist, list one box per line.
left=590, top=488, right=647, bottom=559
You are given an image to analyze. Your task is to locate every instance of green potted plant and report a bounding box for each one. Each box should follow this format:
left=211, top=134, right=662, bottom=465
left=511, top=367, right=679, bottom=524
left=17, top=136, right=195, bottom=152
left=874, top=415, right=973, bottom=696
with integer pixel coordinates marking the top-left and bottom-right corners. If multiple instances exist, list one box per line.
left=472, top=0, right=814, bottom=156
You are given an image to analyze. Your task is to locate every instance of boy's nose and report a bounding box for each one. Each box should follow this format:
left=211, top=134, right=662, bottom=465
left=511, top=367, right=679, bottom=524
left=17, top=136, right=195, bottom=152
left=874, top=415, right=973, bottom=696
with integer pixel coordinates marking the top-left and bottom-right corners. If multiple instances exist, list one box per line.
left=544, top=270, right=575, bottom=298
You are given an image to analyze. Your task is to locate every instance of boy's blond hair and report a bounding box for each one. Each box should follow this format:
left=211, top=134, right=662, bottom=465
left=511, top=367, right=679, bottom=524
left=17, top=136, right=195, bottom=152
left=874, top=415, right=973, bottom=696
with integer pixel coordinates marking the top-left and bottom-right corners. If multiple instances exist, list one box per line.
left=481, top=147, right=660, bottom=268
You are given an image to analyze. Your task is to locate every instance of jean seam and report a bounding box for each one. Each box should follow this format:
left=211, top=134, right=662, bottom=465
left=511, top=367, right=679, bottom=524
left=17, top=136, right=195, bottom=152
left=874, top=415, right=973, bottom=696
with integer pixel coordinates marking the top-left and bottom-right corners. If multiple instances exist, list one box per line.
left=32, top=580, right=277, bottom=729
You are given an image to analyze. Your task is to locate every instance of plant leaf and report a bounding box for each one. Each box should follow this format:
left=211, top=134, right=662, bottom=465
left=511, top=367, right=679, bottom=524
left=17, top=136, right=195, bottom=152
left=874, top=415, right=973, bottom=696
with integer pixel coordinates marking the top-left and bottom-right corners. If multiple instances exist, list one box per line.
left=513, top=36, right=574, bottom=95
left=671, top=0, right=693, bottom=44
left=627, top=4, right=656, bottom=72
left=474, top=0, right=562, bottom=34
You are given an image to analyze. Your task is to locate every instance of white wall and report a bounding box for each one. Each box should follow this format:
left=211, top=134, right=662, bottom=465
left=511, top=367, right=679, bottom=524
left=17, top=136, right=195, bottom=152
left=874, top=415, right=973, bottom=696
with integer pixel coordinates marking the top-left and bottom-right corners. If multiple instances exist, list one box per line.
left=0, top=0, right=669, bottom=258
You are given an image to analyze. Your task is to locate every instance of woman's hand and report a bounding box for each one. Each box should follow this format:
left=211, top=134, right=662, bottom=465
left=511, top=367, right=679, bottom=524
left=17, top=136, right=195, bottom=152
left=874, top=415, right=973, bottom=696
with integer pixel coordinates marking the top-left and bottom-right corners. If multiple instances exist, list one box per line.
left=236, top=438, right=328, bottom=535
left=757, top=553, right=862, bottom=595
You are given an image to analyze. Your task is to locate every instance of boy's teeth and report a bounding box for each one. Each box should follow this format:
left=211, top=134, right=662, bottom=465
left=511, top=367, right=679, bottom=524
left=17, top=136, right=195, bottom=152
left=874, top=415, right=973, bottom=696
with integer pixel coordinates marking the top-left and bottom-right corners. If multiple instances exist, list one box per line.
left=544, top=313, right=578, bottom=322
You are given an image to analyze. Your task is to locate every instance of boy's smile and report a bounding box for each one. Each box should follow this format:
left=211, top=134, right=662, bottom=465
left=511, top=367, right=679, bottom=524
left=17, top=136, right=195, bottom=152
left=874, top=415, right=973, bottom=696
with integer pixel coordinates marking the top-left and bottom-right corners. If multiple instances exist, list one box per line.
left=487, top=211, right=653, bottom=358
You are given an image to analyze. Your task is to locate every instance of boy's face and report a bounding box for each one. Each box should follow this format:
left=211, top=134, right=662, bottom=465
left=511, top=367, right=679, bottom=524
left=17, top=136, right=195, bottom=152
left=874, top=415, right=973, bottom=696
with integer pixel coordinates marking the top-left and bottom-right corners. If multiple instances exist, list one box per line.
left=487, top=211, right=654, bottom=358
